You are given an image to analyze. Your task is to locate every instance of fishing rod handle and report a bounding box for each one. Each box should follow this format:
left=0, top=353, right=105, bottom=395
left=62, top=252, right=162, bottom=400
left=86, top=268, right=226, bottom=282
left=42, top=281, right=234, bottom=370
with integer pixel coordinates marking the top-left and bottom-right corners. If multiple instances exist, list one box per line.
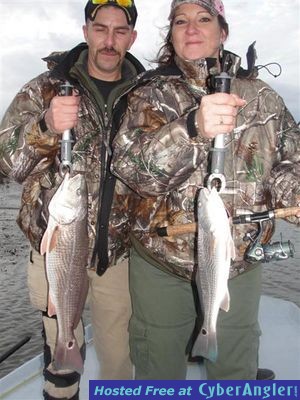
left=156, top=223, right=196, bottom=237
left=274, top=207, right=300, bottom=219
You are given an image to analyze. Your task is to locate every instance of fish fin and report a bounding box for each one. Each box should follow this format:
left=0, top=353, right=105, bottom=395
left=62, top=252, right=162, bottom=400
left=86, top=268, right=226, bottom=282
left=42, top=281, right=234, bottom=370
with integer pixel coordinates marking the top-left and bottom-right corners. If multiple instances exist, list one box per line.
left=47, top=294, right=56, bottom=317
left=230, top=237, right=236, bottom=261
left=48, top=227, right=59, bottom=252
left=40, top=225, right=59, bottom=254
left=191, top=327, right=218, bottom=362
left=40, top=230, right=48, bottom=255
left=211, top=236, right=218, bottom=254
left=220, top=288, right=230, bottom=312
left=54, top=338, right=84, bottom=374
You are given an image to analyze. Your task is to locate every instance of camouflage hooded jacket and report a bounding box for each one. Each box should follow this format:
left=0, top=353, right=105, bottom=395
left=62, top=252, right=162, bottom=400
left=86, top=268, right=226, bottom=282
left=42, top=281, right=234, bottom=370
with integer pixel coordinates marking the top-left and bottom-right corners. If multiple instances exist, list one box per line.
left=112, top=51, right=300, bottom=280
left=0, top=43, right=145, bottom=274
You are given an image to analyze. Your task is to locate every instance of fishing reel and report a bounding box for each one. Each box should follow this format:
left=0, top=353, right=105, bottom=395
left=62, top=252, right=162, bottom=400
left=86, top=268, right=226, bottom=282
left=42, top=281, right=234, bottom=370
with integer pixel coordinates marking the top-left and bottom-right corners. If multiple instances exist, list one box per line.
left=243, top=221, right=295, bottom=263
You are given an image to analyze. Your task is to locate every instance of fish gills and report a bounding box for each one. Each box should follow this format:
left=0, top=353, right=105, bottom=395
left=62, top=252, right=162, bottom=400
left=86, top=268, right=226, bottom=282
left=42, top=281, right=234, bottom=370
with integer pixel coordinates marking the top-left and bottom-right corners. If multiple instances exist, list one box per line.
left=40, top=172, right=89, bottom=374
left=192, top=187, right=235, bottom=362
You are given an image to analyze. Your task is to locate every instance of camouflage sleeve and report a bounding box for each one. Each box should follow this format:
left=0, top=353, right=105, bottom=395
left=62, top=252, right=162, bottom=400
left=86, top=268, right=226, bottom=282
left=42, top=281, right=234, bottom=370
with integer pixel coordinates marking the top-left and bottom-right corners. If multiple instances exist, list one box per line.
left=266, top=108, right=300, bottom=225
left=0, top=72, right=59, bottom=183
left=112, top=84, right=211, bottom=197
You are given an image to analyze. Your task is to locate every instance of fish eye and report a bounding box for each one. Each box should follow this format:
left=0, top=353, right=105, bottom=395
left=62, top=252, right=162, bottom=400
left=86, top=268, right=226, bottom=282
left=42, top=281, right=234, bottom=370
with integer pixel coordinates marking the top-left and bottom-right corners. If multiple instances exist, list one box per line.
left=76, top=189, right=82, bottom=196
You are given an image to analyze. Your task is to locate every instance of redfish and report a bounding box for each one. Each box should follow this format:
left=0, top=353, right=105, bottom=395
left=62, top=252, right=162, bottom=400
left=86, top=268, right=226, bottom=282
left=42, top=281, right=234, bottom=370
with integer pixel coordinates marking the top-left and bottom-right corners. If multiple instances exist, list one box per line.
left=192, top=187, right=235, bottom=362
left=40, top=172, right=89, bottom=374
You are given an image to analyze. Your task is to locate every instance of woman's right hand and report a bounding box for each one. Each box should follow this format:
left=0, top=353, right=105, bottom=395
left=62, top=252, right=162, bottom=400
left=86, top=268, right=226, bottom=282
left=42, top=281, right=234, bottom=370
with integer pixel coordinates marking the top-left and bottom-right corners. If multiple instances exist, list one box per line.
left=195, top=93, right=246, bottom=139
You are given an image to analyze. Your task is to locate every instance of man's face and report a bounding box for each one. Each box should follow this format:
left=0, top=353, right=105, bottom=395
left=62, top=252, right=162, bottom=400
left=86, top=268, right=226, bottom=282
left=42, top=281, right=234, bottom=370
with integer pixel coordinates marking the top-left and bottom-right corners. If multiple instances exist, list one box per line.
left=83, top=6, right=137, bottom=81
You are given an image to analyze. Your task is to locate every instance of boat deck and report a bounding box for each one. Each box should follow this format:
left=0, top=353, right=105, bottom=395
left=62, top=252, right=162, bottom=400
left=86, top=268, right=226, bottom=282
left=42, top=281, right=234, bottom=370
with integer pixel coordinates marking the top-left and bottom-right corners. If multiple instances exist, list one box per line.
left=1, top=295, right=299, bottom=400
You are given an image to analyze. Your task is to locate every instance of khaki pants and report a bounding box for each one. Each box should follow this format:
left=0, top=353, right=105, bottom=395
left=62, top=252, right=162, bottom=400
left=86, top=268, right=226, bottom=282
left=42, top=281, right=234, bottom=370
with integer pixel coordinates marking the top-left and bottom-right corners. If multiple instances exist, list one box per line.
left=87, top=263, right=133, bottom=380
left=28, top=250, right=133, bottom=399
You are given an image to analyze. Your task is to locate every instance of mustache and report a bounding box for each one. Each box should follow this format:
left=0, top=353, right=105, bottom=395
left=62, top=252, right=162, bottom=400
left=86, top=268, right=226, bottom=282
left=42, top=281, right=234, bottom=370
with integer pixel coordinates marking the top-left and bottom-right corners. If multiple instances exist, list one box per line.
left=98, top=47, right=120, bottom=56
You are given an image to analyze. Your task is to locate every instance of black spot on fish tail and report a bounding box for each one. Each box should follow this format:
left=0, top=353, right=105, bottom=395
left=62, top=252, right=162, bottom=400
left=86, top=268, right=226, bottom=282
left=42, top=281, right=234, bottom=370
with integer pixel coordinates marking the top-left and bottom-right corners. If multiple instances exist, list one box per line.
left=67, top=340, right=74, bottom=349
left=191, top=329, right=218, bottom=362
left=54, top=338, right=84, bottom=374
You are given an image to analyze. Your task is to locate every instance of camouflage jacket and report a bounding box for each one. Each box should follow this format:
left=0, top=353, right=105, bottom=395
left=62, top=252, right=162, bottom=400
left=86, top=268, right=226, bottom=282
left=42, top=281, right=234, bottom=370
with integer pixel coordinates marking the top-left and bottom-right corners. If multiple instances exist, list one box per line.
left=0, top=43, right=145, bottom=274
left=112, top=51, right=300, bottom=280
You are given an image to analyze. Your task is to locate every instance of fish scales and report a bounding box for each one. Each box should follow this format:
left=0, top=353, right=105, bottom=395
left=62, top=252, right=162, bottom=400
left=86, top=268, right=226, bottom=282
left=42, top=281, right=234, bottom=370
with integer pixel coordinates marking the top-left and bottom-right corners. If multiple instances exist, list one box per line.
left=41, top=172, right=89, bottom=374
left=192, top=187, right=235, bottom=362
left=47, top=221, right=88, bottom=327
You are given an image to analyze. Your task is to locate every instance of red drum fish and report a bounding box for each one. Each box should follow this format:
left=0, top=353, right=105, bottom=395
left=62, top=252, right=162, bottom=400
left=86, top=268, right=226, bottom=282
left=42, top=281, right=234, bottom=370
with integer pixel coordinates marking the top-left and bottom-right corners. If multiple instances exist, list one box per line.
left=192, top=187, right=235, bottom=361
left=40, top=172, right=89, bottom=374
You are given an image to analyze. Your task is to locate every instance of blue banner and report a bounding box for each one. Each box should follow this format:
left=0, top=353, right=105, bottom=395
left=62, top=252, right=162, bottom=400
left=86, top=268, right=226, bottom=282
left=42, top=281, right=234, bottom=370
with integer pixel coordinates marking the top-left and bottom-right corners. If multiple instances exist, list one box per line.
left=89, top=380, right=299, bottom=400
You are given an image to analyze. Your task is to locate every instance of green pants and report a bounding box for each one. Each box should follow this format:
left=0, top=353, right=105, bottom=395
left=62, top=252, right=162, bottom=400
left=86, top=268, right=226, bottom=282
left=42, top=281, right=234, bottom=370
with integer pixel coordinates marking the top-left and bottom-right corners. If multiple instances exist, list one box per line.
left=205, top=265, right=262, bottom=379
left=129, top=247, right=262, bottom=380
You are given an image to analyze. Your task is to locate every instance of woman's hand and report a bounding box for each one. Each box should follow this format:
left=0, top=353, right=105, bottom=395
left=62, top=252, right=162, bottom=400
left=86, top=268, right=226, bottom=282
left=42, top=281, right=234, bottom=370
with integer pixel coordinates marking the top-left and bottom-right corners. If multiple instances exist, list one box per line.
left=195, top=93, right=246, bottom=139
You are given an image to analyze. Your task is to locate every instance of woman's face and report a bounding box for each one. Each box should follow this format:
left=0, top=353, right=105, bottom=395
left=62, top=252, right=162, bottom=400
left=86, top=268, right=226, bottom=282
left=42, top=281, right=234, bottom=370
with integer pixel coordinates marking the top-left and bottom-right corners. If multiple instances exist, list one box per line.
left=171, top=3, right=226, bottom=61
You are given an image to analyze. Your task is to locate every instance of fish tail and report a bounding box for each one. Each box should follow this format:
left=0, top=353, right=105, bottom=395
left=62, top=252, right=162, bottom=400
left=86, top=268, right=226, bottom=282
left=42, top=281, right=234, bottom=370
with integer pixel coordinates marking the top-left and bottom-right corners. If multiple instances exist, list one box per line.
left=191, top=329, right=218, bottom=362
left=53, top=338, right=84, bottom=374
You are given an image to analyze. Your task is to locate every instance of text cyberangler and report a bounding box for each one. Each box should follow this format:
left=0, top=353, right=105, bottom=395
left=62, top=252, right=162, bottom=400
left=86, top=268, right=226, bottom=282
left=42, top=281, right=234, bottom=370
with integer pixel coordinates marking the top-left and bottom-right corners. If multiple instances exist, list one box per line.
left=92, top=382, right=298, bottom=399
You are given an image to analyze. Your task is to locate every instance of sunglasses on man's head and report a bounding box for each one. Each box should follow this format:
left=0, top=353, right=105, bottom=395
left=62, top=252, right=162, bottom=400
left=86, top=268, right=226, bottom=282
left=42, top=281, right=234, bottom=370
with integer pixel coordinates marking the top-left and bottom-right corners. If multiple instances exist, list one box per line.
left=92, top=0, right=133, bottom=8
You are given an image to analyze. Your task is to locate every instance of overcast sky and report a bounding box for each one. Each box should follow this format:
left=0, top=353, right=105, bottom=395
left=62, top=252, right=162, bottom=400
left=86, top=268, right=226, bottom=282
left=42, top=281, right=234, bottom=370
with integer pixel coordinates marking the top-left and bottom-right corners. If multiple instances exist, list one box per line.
left=0, top=0, right=299, bottom=121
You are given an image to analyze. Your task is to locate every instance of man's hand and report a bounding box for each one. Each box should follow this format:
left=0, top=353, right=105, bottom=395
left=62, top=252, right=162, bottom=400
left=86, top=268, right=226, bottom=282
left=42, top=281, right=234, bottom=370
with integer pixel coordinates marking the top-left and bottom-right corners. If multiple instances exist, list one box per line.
left=44, top=94, right=80, bottom=134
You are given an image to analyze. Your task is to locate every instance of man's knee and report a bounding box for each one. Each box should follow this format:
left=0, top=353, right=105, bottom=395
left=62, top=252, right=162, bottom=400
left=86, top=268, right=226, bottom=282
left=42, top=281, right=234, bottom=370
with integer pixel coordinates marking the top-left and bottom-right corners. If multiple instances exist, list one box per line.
left=27, top=249, right=48, bottom=311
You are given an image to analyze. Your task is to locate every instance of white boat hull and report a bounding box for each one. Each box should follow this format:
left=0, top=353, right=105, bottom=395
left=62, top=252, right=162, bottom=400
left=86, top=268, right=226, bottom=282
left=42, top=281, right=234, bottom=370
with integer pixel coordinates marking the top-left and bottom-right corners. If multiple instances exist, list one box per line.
left=1, top=296, right=299, bottom=399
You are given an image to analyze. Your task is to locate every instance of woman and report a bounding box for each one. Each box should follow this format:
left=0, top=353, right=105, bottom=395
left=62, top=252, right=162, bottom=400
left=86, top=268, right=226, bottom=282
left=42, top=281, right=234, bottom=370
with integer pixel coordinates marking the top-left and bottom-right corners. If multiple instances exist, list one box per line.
left=112, top=0, right=300, bottom=380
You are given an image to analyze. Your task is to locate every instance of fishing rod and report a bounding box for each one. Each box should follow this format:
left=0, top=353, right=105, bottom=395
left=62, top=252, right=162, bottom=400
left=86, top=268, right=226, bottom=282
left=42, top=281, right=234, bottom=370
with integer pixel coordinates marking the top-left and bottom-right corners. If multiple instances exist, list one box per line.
left=155, top=206, right=298, bottom=263
left=156, top=206, right=300, bottom=237
left=206, top=71, right=231, bottom=193
left=59, top=81, right=74, bottom=177
left=0, top=336, right=31, bottom=364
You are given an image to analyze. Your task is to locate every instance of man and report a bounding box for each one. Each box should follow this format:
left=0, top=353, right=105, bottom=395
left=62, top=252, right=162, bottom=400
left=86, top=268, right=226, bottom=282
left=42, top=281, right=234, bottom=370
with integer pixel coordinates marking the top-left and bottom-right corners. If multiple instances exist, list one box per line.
left=111, top=0, right=299, bottom=381
left=0, top=1, right=144, bottom=399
